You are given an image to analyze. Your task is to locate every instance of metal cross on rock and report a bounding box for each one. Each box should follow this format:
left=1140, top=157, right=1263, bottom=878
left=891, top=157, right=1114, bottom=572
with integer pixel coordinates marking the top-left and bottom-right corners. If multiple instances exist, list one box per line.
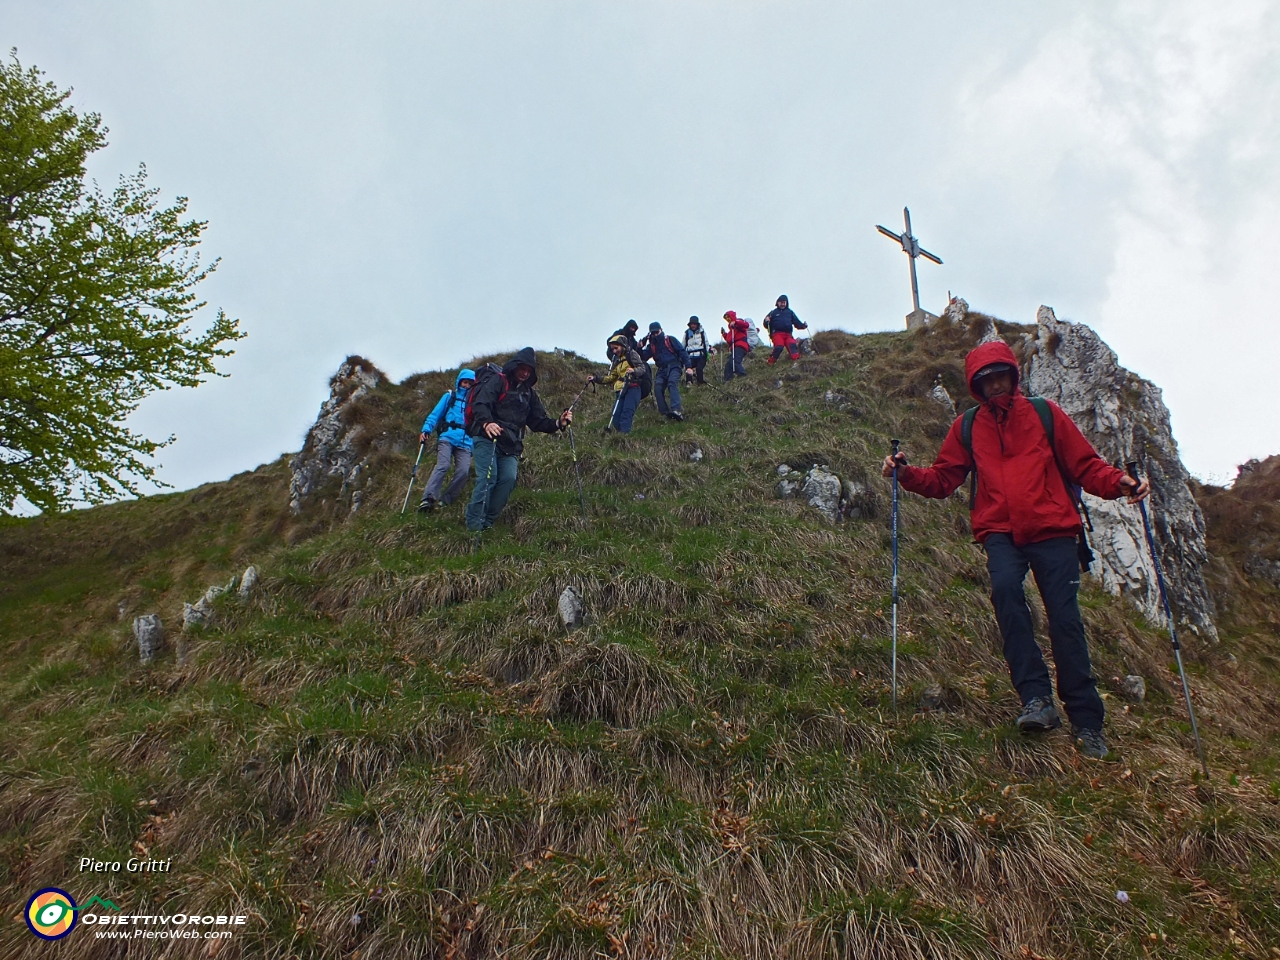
left=877, top=207, right=943, bottom=330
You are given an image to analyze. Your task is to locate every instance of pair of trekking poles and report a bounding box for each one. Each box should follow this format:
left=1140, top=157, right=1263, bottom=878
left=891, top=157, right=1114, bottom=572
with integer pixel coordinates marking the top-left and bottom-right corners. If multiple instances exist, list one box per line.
left=888, top=443, right=1208, bottom=778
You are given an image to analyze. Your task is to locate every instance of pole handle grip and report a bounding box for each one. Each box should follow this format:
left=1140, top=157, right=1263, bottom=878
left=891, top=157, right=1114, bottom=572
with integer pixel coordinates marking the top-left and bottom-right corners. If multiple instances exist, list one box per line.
left=1126, top=460, right=1141, bottom=483
left=891, top=438, right=901, bottom=455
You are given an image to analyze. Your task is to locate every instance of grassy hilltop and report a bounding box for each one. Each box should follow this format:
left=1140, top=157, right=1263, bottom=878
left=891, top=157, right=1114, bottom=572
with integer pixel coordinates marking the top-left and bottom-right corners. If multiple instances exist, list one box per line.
left=1, top=316, right=1278, bottom=959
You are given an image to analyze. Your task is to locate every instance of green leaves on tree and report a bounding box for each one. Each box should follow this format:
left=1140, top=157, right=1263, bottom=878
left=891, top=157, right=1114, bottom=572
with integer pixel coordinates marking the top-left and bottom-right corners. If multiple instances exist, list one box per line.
left=0, top=52, right=244, bottom=514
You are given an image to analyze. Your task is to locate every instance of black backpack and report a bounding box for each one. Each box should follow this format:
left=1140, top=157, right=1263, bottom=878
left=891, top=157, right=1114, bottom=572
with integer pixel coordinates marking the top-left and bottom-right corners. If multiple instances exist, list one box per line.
left=960, top=396, right=1095, bottom=572
left=463, top=364, right=509, bottom=431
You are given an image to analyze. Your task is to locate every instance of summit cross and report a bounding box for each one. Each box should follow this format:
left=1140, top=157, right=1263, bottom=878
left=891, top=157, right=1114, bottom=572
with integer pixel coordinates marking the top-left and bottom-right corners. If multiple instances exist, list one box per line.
left=877, top=207, right=943, bottom=329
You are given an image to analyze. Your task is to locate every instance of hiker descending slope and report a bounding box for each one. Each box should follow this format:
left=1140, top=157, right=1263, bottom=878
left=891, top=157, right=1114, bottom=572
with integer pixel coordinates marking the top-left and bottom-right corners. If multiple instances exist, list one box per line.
left=606, top=319, right=641, bottom=360
left=722, top=311, right=751, bottom=381
left=683, top=316, right=710, bottom=385
left=881, top=340, right=1149, bottom=761
left=641, top=321, right=691, bottom=421
left=464, top=348, right=572, bottom=532
left=594, top=335, right=645, bottom=433
left=417, top=369, right=475, bottom=511
left=763, top=294, right=808, bottom=365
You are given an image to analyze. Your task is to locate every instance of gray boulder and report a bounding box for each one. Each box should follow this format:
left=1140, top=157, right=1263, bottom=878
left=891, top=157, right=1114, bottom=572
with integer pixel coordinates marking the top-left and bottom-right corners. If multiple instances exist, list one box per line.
left=132, top=614, right=165, bottom=664
left=928, top=378, right=956, bottom=416
left=238, top=565, right=259, bottom=599
left=802, top=466, right=842, bottom=524
left=1025, top=306, right=1217, bottom=643
left=775, top=479, right=800, bottom=500
left=558, top=586, right=586, bottom=631
left=1120, top=675, right=1147, bottom=702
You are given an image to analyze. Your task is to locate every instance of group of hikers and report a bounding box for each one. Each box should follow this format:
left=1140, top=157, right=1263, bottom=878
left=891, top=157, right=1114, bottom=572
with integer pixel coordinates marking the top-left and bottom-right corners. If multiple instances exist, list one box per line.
left=411, top=306, right=1156, bottom=763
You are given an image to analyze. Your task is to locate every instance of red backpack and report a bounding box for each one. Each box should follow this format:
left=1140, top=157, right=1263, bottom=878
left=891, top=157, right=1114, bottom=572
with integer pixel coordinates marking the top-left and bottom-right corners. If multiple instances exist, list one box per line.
left=463, top=363, right=509, bottom=430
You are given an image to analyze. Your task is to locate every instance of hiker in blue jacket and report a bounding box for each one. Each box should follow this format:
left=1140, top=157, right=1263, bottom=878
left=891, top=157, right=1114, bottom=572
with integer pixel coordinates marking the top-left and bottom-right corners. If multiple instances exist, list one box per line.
left=417, top=369, right=475, bottom=511
left=641, top=321, right=692, bottom=421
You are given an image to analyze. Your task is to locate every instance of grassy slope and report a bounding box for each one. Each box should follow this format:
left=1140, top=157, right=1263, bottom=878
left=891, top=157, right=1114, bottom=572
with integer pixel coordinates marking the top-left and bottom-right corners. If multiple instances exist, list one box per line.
left=1, top=320, right=1278, bottom=959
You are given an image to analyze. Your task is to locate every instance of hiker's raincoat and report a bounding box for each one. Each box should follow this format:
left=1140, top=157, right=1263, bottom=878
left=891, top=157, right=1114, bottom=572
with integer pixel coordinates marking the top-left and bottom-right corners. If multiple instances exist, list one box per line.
left=466, top=348, right=562, bottom=456
left=896, top=340, right=1128, bottom=546
left=722, top=313, right=751, bottom=351
left=603, top=336, right=644, bottom=392
left=421, top=369, right=476, bottom=450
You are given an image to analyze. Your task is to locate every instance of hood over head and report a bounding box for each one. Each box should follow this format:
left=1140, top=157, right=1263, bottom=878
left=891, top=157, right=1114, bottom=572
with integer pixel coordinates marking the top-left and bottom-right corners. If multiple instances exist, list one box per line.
left=502, top=347, right=538, bottom=385
left=455, top=368, right=476, bottom=390
left=623, top=320, right=639, bottom=335
left=724, top=310, right=738, bottom=321
left=776, top=295, right=788, bottom=305
left=964, top=340, right=1021, bottom=401
left=608, top=334, right=631, bottom=353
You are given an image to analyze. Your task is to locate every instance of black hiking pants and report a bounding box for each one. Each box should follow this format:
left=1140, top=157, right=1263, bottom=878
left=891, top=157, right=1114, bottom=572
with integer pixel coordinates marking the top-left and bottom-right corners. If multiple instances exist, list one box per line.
left=984, top=534, right=1104, bottom=731
left=686, top=354, right=707, bottom=384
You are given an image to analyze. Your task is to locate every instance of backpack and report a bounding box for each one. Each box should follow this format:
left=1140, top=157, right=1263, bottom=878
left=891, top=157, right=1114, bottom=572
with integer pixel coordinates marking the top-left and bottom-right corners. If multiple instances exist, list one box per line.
left=463, top=364, right=509, bottom=431
left=960, top=396, right=1096, bottom=572
left=432, top=390, right=454, bottom=433
left=744, top=320, right=762, bottom=350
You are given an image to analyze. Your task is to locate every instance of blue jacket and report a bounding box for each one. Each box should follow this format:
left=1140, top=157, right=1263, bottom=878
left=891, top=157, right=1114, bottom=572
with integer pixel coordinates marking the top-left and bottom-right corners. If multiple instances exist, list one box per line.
left=422, top=369, right=476, bottom=450
left=764, top=306, right=805, bottom=335
left=642, top=333, right=688, bottom=370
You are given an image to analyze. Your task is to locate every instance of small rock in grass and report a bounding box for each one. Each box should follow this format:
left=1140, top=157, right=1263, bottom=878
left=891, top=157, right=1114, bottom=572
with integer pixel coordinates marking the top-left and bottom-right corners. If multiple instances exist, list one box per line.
left=132, top=614, right=165, bottom=664
left=558, top=586, right=586, bottom=630
left=1120, top=675, right=1146, bottom=702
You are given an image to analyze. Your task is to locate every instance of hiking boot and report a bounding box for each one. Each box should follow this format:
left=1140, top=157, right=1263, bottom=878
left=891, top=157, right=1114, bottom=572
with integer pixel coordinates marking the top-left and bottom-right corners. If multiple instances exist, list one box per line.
left=766, top=357, right=777, bottom=365
left=1073, top=727, right=1113, bottom=761
left=1016, top=696, right=1061, bottom=733
left=417, top=498, right=438, bottom=513
left=670, top=410, right=684, bottom=422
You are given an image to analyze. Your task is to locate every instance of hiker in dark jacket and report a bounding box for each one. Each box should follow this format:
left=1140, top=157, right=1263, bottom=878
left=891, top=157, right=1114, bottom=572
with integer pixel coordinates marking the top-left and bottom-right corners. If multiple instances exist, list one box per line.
left=464, top=348, right=572, bottom=532
left=763, top=294, right=808, bottom=364
left=417, top=368, right=475, bottom=511
left=882, top=340, right=1149, bottom=760
left=641, top=321, right=691, bottom=421
left=606, top=319, right=641, bottom=361
left=683, top=316, right=711, bottom=385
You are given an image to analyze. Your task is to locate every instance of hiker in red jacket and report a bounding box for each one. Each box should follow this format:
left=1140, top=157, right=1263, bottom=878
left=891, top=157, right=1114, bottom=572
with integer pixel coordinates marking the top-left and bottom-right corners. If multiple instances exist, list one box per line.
left=722, top=311, right=751, bottom=381
left=881, top=339, right=1149, bottom=760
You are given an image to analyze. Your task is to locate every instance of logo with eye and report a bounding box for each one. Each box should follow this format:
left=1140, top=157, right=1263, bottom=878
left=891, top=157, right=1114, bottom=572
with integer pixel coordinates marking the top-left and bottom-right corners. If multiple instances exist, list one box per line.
left=25, top=888, right=78, bottom=940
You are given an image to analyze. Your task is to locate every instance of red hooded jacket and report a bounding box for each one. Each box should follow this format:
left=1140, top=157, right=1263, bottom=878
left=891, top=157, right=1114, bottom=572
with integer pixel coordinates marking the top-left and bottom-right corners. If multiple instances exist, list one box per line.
left=722, top=313, right=751, bottom=350
left=897, top=340, right=1128, bottom=546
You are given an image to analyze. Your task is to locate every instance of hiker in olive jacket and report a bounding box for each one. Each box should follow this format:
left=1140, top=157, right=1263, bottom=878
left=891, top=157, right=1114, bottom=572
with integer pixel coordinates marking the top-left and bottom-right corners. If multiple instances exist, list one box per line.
left=464, top=347, right=572, bottom=531
left=594, top=335, right=645, bottom=433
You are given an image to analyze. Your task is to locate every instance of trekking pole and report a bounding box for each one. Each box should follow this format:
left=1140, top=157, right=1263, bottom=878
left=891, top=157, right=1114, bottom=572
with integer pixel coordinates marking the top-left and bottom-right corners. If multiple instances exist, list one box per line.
left=400, top=439, right=427, bottom=514
left=1126, top=461, right=1209, bottom=779
left=567, top=425, right=587, bottom=521
left=563, top=379, right=590, bottom=521
left=605, top=389, right=624, bottom=432
left=473, top=448, right=495, bottom=555
left=890, top=439, right=901, bottom=711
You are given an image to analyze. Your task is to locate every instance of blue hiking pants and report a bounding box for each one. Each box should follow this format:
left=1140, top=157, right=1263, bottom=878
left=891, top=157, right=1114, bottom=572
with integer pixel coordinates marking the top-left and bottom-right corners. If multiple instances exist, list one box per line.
left=609, top=385, right=642, bottom=433
left=984, top=533, right=1104, bottom=731
left=465, top=438, right=520, bottom=531
left=654, top=365, right=683, bottom=416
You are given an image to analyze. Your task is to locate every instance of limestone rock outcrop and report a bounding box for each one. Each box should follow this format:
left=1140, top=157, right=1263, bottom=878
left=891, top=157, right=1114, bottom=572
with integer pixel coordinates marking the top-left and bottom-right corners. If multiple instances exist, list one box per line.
left=132, top=614, right=165, bottom=664
left=289, top=358, right=383, bottom=515
left=1023, top=306, right=1217, bottom=642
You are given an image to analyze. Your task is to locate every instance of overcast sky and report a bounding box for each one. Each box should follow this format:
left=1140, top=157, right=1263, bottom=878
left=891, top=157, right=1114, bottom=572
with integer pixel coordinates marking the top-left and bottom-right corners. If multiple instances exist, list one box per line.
left=6, top=0, right=1279, bottom=489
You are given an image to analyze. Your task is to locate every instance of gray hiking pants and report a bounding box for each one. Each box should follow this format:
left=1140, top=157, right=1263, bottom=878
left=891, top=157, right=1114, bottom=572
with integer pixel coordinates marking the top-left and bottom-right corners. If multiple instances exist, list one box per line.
left=422, top=440, right=472, bottom=505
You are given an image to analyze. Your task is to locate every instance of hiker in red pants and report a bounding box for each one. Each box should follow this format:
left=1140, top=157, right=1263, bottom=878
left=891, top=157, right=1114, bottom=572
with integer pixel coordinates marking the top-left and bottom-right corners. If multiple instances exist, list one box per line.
left=763, top=295, right=807, bottom=364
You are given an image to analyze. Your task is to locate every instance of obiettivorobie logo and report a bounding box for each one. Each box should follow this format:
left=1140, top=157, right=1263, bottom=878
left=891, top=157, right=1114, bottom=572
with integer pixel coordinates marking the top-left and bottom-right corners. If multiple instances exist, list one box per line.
left=24, top=889, right=120, bottom=940
left=25, top=888, right=247, bottom=942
